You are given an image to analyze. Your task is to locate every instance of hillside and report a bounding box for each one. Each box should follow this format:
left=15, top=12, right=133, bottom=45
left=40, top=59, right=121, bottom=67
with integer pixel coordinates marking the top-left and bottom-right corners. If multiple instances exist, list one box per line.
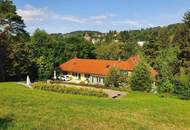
left=48, top=23, right=184, bottom=46
left=64, top=31, right=103, bottom=37
left=0, top=83, right=190, bottom=130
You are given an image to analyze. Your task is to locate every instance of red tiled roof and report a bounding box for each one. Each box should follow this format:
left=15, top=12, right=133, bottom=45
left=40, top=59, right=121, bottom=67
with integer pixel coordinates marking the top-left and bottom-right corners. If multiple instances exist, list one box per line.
left=59, top=55, right=158, bottom=77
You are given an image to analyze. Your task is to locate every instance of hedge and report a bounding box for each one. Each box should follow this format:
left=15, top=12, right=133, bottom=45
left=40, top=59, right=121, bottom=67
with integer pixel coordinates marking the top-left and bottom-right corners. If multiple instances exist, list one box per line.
left=174, top=80, right=190, bottom=100
left=32, top=82, right=108, bottom=97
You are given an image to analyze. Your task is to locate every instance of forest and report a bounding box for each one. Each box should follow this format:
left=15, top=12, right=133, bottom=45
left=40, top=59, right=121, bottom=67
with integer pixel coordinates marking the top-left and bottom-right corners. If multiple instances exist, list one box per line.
left=0, top=0, right=190, bottom=98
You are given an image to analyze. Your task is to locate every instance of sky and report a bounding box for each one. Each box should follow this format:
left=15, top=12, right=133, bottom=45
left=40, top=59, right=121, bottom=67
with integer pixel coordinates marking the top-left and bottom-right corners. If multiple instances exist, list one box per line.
left=13, top=0, right=190, bottom=34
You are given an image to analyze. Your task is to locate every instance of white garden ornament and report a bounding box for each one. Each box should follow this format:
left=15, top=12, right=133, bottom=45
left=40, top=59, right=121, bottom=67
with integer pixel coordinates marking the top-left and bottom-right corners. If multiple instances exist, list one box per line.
left=26, top=75, right=32, bottom=88
left=54, top=70, right=57, bottom=80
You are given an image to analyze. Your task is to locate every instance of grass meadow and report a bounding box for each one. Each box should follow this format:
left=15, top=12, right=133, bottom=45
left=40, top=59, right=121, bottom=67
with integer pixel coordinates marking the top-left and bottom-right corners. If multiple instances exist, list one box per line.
left=0, top=83, right=190, bottom=130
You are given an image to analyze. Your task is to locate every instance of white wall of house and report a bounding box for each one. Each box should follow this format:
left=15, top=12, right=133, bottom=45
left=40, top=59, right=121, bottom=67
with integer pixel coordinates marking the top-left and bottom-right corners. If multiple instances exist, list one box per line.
left=67, top=72, right=104, bottom=85
left=89, top=76, right=104, bottom=85
left=65, top=71, right=131, bottom=85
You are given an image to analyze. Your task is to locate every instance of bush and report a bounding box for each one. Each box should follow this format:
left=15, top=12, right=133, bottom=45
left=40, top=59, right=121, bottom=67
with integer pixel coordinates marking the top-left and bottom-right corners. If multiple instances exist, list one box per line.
left=174, top=80, right=190, bottom=100
left=159, top=80, right=174, bottom=94
left=105, top=67, right=124, bottom=88
left=129, top=61, right=153, bottom=92
left=32, top=82, right=108, bottom=97
left=174, top=72, right=190, bottom=100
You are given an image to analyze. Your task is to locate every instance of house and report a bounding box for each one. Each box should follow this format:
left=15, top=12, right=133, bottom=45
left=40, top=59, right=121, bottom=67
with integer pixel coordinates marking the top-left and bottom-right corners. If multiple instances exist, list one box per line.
left=137, top=41, right=146, bottom=47
left=59, top=55, right=158, bottom=85
left=83, top=32, right=91, bottom=41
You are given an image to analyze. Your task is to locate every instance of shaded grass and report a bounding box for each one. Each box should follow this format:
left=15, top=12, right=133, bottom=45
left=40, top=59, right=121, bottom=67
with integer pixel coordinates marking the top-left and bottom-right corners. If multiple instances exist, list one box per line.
left=0, top=82, right=190, bottom=130
left=0, top=115, right=14, bottom=130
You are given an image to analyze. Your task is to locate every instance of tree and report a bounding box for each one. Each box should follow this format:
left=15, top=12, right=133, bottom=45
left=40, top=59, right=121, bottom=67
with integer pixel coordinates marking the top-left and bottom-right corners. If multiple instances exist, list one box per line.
left=174, top=68, right=190, bottom=99
left=6, top=42, right=34, bottom=81
left=118, top=31, right=130, bottom=43
left=155, top=47, right=178, bottom=83
left=96, top=42, right=122, bottom=60
left=105, top=67, right=123, bottom=88
left=143, top=28, right=171, bottom=67
left=31, top=29, right=55, bottom=80
left=173, top=11, right=190, bottom=74
left=154, top=47, right=178, bottom=93
left=0, top=0, right=30, bottom=81
left=0, top=0, right=26, bottom=35
left=121, top=42, right=140, bottom=59
left=63, top=36, right=96, bottom=60
left=0, top=32, right=9, bottom=81
left=129, top=61, right=153, bottom=92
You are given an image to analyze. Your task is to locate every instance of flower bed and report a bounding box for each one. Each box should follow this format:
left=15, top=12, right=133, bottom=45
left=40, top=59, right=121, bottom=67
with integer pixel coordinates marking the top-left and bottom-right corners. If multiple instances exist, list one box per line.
left=32, top=82, right=108, bottom=97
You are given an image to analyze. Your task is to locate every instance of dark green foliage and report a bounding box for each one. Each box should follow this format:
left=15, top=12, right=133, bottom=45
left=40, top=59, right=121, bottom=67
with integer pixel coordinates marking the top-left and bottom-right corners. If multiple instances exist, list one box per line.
left=155, top=47, right=178, bottom=85
left=64, top=36, right=96, bottom=60
left=7, top=42, right=34, bottom=81
left=0, top=0, right=31, bottom=81
left=31, top=29, right=54, bottom=80
left=0, top=0, right=26, bottom=35
left=0, top=33, right=9, bottom=81
left=96, top=41, right=140, bottom=60
left=173, top=11, right=190, bottom=74
left=32, top=82, right=108, bottom=97
left=95, top=42, right=123, bottom=60
left=174, top=69, right=190, bottom=99
left=174, top=81, right=190, bottom=100
left=105, top=67, right=124, bottom=88
left=121, top=42, right=140, bottom=59
left=143, top=27, right=171, bottom=66
left=155, top=47, right=177, bottom=94
left=129, top=61, right=153, bottom=92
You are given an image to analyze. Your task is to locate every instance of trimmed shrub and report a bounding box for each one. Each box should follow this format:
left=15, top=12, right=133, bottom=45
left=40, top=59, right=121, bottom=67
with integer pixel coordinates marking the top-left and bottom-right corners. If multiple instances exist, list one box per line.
left=32, top=82, right=108, bottom=97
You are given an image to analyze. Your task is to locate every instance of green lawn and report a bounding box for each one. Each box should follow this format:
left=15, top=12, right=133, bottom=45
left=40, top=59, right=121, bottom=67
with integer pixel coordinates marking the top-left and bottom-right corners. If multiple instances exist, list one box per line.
left=0, top=83, right=190, bottom=130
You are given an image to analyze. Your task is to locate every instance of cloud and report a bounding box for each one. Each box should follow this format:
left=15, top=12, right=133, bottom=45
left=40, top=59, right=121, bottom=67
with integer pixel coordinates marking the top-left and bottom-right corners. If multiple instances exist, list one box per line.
left=17, top=5, right=49, bottom=22
left=53, top=15, right=109, bottom=24
left=148, top=23, right=155, bottom=27
left=17, top=5, right=115, bottom=24
left=113, top=20, right=140, bottom=26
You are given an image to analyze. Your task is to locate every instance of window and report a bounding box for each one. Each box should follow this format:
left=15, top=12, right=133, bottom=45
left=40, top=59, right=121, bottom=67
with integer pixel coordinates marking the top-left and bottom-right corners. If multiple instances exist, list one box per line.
left=72, top=73, right=77, bottom=77
left=85, top=74, right=90, bottom=78
left=97, top=77, right=102, bottom=83
left=99, top=77, right=103, bottom=83
left=92, top=76, right=94, bottom=83
left=78, top=73, right=81, bottom=80
left=122, top=71, right=128, bottom=77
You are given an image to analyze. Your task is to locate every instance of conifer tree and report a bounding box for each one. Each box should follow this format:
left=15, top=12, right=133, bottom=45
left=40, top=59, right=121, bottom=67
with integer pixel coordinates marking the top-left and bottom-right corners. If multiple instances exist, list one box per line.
left=173, top=11, right=190, bottom=74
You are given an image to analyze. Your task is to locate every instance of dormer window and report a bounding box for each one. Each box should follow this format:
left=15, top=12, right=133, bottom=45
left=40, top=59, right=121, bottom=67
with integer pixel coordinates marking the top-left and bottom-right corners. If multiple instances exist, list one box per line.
left=106, top=65, right=110, bottom=68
